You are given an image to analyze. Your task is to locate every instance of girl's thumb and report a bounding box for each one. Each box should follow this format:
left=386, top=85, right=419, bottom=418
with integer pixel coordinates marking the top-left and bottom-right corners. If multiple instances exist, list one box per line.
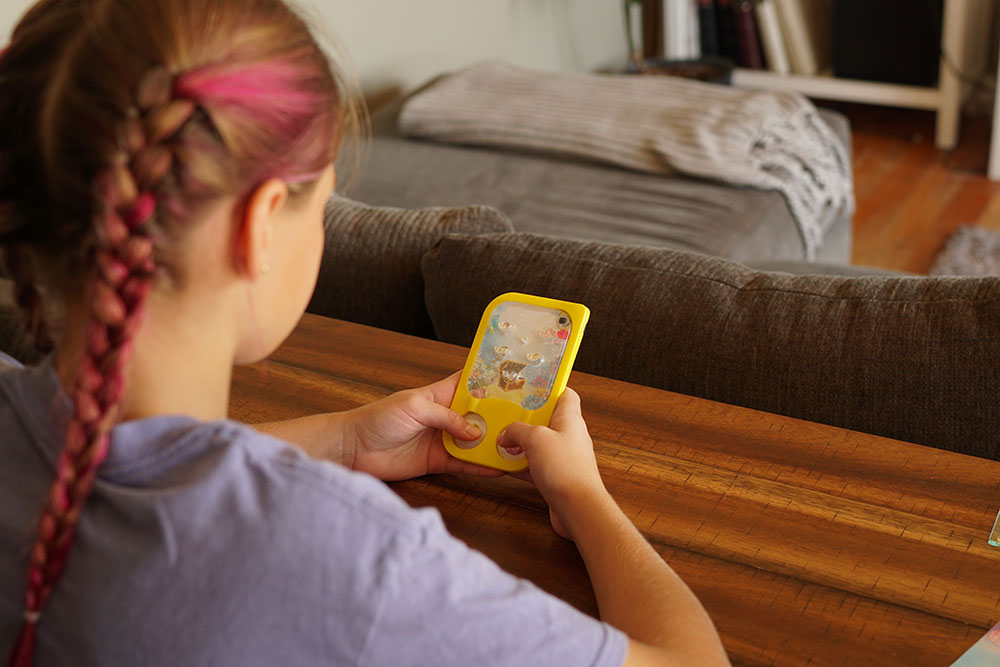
left=496, top=421, right=536, bottom=455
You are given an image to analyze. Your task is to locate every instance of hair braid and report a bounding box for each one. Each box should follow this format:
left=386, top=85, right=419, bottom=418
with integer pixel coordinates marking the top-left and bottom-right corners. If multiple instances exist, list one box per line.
left=8, top=67, right=196, bottom=667
left=0, top=245, right=55, bottom=354
left=4, top=0, right=350, bottom=662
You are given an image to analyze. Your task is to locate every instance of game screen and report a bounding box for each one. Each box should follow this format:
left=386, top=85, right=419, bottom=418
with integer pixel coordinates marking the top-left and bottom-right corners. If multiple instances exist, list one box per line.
left=467, top=302, right=571, bottom=410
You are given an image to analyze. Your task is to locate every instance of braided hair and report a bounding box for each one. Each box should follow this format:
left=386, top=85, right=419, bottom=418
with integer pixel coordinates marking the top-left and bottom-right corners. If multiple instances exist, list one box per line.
left=0, top=1, right=350, bottom=663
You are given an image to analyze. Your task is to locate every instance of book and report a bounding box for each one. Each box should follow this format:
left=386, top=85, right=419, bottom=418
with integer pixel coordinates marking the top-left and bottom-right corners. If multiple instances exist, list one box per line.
left=714, top=0, right=738, bottom=61
left=732, top=0, right=764, bottom=69
left=687, top=0, right=702, bottom=59
left=698, top=0, right=720, bottom=56
left=755, top=0, right=790, bottom=74
left=663, top=0, right=701, bottom=60
left=773, top=0, right=832, bottom=75
left=663, top=0, right=686, bottom=59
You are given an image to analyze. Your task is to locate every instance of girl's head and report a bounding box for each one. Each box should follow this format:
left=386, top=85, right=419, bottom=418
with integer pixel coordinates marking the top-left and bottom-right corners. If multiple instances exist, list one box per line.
left=1, top=0, right=348, bottom=292
left=0, top=0, right=351, bottom=662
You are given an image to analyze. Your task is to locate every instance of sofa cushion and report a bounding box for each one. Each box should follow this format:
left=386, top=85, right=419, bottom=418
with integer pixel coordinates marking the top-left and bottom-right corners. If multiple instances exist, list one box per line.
left=308, top=196, right=514, bottom=338
left=344, top=98, right=853, bottom=265
left=422, top=233, right=1000, bottom=459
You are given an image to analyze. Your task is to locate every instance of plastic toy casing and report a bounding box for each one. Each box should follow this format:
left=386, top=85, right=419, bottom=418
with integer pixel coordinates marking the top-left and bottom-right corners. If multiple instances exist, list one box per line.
left=444, top=292, right=589, bottom=472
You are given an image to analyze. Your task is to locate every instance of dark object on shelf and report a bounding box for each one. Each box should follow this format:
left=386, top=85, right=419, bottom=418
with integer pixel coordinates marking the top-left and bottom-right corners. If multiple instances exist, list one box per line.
left=715, top=0, right=738, bottom=61
left=628, top=57, right=735, bottom=85
left=833, top=0, right=943, bottom=87
left=732, top=0, right=764, bottom=69
left=698, top=0, right=720, bottom=57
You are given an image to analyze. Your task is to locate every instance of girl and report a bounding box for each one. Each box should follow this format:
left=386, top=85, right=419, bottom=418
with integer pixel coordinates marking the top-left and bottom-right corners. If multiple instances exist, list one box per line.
left=0, top=0, right=728, bottom=665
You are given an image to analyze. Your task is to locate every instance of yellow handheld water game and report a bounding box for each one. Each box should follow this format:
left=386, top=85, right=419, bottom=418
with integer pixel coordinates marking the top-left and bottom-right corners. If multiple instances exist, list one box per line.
left=444, top=292, right=590, bottom=472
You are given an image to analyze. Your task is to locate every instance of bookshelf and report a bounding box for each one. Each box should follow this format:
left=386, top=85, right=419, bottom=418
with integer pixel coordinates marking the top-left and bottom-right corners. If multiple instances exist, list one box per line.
left=990, top=43, right=1000, bottom=179
left=724, top=0, right=975, bottom=151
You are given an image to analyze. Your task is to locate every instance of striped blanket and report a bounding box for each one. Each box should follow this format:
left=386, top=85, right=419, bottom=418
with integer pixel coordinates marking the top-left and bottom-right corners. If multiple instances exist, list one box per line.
left=399, top=61, right=855, bottom=259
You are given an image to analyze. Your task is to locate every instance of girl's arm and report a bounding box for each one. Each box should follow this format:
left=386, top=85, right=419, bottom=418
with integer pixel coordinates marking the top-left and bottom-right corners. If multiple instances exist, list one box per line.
left=253, top=411, right=349, bottom=462
left=258, top=377, right=729, bottom=663
left=497, top=389, right=730, bottom=667
left=253, top=373, right=500, bottom=479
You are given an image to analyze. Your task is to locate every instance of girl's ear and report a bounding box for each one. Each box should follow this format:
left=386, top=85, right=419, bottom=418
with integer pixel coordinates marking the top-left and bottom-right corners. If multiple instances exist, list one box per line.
left=233, top=178, right=289, bottom=278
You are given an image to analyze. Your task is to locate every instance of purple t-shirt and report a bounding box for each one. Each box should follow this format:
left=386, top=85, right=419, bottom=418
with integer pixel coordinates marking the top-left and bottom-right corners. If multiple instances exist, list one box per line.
left=0, top=357, right=627, bottom=666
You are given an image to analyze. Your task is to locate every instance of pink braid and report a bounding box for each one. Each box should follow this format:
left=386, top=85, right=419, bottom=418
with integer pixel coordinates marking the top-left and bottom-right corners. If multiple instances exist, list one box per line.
left=8, top=68, right=194, bottom=667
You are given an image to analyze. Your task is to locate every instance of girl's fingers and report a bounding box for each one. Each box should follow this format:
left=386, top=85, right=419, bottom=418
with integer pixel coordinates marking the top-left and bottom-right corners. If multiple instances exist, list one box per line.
left=410, top=398, right=481, bottom=440
left=442, top=457, right=506, bottom=478
left=548, top=387, right=584, bottom=430
left=495, top=421, right=542, bottom=453
left=508, top=468, right=534, bottom=483
left=422, top=372, right=463, bottom=406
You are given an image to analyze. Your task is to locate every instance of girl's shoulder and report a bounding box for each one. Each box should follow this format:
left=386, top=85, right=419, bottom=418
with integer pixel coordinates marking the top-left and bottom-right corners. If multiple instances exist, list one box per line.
left=92, top=416, right=449, bottom=627
left=102, top=414, right=430, bottom=539
left=0, top=355, right=430, bottom=543
left=0, top=351, right=23, bottom=370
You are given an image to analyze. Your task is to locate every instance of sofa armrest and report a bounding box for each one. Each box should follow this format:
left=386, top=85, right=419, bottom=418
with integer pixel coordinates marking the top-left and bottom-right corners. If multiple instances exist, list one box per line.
left=308, top=196, right=513, bottom=338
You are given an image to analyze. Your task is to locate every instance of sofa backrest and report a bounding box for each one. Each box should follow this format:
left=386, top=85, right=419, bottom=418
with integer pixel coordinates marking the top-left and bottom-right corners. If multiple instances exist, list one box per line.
left=422, top=233, right=1000, bottom=460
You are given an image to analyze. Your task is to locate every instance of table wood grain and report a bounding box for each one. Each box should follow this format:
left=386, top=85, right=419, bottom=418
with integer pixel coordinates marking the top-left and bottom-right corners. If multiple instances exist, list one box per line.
left=230, top=314, right=1000, bottom=666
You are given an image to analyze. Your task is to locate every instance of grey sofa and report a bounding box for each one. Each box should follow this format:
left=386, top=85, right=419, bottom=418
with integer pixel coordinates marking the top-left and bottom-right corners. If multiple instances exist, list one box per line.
left=309, top=91, right=1000, bottom=459
left=308, top=197, right=1000, bottom=461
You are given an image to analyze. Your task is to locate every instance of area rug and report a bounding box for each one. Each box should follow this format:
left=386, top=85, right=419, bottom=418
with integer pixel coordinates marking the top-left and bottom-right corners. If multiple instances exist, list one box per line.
left=928, top=226, right=1000, bottom=276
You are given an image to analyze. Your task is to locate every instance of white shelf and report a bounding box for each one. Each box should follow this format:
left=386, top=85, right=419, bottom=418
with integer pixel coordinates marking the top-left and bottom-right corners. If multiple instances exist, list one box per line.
left=725, top=0, right=978, bottom=151
left=990, top=43, right=1000, bottom=180
left=731, top=69, right=943, bottom=111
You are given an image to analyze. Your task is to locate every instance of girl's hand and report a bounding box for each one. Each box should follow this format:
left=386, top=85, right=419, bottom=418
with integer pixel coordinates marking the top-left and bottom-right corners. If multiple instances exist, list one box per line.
left=496, top=388, right=610, bottom=540
left=345, top=373, right=503, bottom=481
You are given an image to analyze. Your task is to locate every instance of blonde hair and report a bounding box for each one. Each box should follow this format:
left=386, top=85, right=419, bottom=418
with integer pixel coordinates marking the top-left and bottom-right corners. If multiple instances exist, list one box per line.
left=0, top=1, right=354, bottom=663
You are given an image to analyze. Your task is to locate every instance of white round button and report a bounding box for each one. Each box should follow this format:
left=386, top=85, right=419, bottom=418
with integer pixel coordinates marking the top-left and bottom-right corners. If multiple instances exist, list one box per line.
left=454, top=412, right=487, bottom=449
left=497, top=441, right=525, bottom=461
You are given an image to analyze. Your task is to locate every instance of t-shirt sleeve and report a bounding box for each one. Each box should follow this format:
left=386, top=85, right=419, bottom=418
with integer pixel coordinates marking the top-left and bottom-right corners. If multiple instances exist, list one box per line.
left=0, top=352, right=23, bottom=369
left=359, top=507, right=628, bottom=667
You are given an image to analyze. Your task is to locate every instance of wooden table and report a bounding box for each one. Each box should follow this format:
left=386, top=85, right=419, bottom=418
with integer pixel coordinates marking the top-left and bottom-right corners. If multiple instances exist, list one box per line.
left=230, top=314, right=1000, bottom=666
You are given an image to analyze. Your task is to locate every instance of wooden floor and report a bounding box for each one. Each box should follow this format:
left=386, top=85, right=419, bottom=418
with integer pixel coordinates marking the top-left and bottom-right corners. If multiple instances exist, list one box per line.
left=836, top=102, right=1000, bottom=274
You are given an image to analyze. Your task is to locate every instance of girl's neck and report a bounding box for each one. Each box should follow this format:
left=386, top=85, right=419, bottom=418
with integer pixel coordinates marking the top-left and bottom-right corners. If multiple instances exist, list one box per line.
left=55, top=288, right=238, bottom=423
